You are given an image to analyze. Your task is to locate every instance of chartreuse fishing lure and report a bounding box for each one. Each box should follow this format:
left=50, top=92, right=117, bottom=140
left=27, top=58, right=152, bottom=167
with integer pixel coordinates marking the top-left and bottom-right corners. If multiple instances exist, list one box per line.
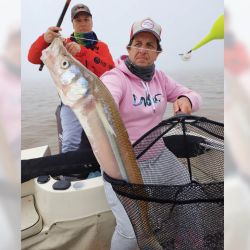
left=180, top=14, right=224, bottom=61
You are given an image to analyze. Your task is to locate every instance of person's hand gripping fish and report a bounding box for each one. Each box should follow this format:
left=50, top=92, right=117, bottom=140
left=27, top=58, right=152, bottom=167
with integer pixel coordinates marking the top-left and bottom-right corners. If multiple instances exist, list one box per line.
left=64, top=41, right=81, bottom=56
left=44, top=27, right=81, bottom=56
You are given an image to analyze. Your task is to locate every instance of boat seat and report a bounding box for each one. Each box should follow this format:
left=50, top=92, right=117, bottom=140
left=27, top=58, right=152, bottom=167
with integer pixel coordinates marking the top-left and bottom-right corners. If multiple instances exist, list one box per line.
left=21, top=195, right=43, bottom=240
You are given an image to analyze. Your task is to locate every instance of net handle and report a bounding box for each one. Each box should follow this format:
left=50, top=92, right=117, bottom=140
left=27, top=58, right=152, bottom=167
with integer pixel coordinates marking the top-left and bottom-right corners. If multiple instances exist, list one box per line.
left=175, top=111, right=190, bottom=117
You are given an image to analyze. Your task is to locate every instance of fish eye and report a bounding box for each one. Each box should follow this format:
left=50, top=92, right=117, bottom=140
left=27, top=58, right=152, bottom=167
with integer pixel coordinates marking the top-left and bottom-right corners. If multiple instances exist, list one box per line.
left=61, top=60, right=70, bottom=69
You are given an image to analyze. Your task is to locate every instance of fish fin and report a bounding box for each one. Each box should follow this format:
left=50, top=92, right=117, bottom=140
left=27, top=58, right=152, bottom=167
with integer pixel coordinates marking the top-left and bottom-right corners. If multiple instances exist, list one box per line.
left=96, top=103, right=116, bottom=137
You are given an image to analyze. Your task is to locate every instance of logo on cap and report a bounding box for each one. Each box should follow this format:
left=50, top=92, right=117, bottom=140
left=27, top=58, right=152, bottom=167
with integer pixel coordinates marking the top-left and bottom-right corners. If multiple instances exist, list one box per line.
left=141, top=19, right=154, bottom=30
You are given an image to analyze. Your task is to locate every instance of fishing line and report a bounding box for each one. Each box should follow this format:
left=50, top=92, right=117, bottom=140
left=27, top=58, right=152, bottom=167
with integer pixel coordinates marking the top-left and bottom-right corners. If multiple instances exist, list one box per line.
left=178, top=50, right=192, bottom=56
left=61, top=35, right=164, bottom=53
left=127, top=46, right=163, bottom=53
left=69, top=35, right=100, bottom=42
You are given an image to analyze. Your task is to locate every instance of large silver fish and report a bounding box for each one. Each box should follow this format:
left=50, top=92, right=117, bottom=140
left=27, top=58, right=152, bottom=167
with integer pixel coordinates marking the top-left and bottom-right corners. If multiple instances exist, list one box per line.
left=41, top=37, right=162, bottom=249
left=41, top=37, right=143, bottom=184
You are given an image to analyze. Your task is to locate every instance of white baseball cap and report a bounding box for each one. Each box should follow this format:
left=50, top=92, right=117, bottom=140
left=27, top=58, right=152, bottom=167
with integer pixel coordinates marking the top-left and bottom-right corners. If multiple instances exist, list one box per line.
left=130, top=17, right=162, bottom=41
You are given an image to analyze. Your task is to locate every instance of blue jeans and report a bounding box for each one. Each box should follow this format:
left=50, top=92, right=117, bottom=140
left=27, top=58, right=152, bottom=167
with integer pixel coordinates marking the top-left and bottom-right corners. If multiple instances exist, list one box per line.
left=60, top=104, right=83, bottom=153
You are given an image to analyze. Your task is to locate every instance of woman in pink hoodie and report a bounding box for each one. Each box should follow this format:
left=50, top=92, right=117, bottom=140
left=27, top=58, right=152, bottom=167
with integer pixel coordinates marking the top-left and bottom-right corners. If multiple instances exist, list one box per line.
left=101, top=18, right=202, bottom=250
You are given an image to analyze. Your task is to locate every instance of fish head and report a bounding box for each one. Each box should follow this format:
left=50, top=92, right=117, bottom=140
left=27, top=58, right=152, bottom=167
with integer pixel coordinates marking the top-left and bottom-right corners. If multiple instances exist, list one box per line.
left=41, top=37, right=95, bottom=110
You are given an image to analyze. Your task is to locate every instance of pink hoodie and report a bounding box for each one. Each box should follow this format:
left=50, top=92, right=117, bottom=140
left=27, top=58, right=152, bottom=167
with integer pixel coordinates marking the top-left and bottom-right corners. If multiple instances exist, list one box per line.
left=100, top=55, right=202, bottom=143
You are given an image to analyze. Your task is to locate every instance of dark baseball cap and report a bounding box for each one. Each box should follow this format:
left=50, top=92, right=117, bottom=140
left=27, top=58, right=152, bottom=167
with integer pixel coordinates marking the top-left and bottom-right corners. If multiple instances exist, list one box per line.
left=71, top=4, right=92, bottom=20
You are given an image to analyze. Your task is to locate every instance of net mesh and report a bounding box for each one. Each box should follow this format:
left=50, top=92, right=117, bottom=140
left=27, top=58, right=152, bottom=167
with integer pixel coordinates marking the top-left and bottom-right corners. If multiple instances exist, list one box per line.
left=104, top=115, right=224, bottom=250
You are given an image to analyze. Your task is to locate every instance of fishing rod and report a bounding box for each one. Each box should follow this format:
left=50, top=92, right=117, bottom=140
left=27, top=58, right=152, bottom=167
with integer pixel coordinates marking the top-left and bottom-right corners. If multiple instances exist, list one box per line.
left=39, top=0, right=71, bottom=71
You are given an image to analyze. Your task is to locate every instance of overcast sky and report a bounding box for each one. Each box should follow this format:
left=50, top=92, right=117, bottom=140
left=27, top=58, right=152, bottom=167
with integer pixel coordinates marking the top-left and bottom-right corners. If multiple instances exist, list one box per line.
left=22, top=0, right=223, bottom=82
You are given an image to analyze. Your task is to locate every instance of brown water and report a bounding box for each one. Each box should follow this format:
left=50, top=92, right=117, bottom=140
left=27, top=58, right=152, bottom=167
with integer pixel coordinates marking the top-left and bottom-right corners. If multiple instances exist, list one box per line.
left=22, top=69, right=223, bottom=154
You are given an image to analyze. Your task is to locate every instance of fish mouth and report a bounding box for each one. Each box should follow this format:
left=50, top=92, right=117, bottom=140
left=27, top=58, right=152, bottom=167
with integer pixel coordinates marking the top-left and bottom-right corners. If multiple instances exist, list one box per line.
left=41, top=37, right=65, bottom=64
left=41, top=48, right=54, bottom=66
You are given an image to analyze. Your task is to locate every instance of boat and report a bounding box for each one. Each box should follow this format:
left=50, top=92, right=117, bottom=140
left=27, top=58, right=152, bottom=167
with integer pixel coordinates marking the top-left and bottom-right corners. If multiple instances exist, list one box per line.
left=21, top=145, right=115, bottom=250
left=21, top=114, right=224, bottom=249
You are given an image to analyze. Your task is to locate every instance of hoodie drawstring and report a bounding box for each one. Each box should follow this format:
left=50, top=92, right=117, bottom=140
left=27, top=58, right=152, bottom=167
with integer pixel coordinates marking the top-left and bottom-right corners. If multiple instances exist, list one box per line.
left=141, top=81, right=156, bottom=113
